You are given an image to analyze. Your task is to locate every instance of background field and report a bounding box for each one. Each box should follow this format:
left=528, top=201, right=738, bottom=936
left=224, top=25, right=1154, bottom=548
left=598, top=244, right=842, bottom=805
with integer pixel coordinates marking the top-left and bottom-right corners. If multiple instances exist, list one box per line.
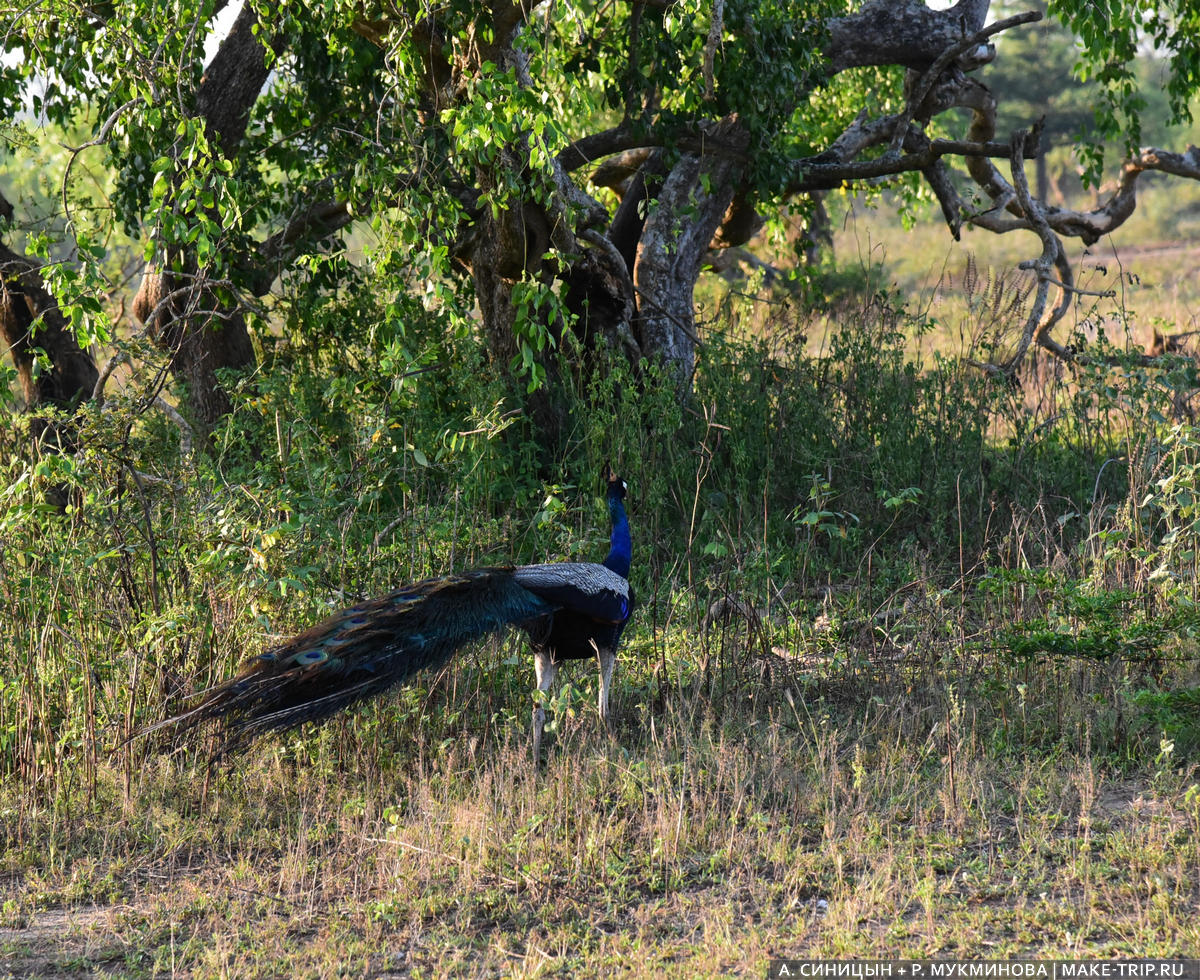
left=5, top=187, right=1200, bottom=976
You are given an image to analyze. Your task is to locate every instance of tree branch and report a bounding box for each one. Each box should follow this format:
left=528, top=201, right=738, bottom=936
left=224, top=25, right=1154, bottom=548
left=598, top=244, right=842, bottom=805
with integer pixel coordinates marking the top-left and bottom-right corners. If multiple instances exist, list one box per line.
left=1001, top=129, right=1063, bottom=374
left=792, top=132, right=1037, bottom=192
left=888, top=11, right=1041, bottom=154
left=194, top=2, right=286, bottom=157
left=243, top=199, right=356, bottom=296
left=1044, top=145, right=1200, bottom=245
left=827, top=0, right=994, bottom=74
left=559, top=124, right=645, bottom=173
left=60, top=97, right=145, bottom=227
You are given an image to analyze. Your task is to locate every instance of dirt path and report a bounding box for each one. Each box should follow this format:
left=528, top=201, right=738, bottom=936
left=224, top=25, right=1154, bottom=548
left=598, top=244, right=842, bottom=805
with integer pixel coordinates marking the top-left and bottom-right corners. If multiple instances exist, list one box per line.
left=1, top=907, right=133, bottom=978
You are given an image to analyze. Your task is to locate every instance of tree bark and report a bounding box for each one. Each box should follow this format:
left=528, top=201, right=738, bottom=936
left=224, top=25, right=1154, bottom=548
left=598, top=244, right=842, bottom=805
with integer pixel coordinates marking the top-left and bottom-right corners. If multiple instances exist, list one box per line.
left=132, top=1, right=283, bottom=432
left=0, top=229, right=100, bottom=508
left=827, top=0, right=991, bottom=73
left=131, top=268, right=255, bottom=428
left=634, top=120, right=749, bottom=389
left=0, top=245, right=99, bottom=414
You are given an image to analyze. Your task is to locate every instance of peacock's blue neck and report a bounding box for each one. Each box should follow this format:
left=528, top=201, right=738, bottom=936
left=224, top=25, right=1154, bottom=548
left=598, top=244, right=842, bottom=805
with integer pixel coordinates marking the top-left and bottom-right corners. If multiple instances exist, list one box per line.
left=603, top=493, right=632, bottom=578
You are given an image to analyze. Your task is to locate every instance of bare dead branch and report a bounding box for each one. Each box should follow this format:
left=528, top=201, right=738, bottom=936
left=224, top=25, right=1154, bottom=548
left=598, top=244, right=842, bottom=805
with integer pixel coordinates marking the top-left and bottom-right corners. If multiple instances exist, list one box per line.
left=889, top=11, right=1040, bottom=154
left=1002, top=129, right=1063, bottom=373
left=1044, top=276, right=1116, bottom=300
left=793, top=133, right=1036, bottom=191
left=92, top=351, right=130, bottom=407
left=152, top=396, right=195, bottom=457
left=1042, top=145, right=1200, bottom=245
left=921, top=159, right=964, bottom=239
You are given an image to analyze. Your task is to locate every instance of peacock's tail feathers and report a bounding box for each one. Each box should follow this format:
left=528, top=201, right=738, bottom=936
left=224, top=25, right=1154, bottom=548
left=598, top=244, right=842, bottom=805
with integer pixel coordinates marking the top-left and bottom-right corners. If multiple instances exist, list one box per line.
left=153, top=568, right=555, bottom=754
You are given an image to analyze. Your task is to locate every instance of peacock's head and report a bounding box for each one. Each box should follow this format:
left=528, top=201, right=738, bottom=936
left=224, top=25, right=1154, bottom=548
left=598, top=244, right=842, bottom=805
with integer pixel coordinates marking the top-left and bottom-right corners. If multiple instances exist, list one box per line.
left=602, top=462, right=627, bottom=501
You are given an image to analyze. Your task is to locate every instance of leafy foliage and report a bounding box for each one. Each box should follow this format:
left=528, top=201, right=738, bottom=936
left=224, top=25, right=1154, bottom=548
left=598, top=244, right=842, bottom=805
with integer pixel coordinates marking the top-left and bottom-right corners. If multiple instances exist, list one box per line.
left=1048, top=0, right=1200, bottom=178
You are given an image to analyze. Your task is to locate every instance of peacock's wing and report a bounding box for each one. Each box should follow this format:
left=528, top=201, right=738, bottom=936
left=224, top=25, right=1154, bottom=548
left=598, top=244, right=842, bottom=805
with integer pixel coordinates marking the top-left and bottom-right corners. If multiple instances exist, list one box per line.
left=514, top=562, right=631, bottom=624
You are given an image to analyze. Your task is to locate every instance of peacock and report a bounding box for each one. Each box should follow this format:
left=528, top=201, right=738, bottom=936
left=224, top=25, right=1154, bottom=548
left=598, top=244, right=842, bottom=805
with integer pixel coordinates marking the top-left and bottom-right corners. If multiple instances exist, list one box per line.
left=147, top=465, right=633, bottom=758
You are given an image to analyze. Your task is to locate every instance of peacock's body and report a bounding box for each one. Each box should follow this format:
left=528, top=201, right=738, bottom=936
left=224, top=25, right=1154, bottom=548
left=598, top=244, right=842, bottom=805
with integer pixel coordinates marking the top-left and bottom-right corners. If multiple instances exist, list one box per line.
left=151, top=466, right=633, bottom=757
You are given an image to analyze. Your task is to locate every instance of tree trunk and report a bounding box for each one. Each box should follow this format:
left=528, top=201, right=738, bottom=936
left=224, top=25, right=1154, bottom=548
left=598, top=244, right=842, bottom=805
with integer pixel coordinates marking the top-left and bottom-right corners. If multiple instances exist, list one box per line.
left=349, top=0, right=1011, bottom=440
left=132, top=268, right=255, bottom=431
left=1, top=234, right=100, bottom=509
left=0, top=245, right=99, bottom=413
left=130, top=2, right=281, bottom=432
left=634, top=121, right=748, bottom=388
left=1036, top=151, right=1049, bottom=205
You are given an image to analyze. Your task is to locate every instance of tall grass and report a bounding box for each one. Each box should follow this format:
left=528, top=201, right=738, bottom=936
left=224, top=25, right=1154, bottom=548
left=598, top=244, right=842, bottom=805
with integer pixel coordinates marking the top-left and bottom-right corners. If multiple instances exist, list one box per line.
left=3, top=286, right=1200, bottom=970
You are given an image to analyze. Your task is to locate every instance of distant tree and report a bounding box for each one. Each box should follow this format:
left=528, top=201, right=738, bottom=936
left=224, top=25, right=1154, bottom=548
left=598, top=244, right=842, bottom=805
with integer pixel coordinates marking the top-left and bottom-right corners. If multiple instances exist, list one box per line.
left=5, top=0, right=1200, bottom=447
left=981, top=0, right=1096, bottom=202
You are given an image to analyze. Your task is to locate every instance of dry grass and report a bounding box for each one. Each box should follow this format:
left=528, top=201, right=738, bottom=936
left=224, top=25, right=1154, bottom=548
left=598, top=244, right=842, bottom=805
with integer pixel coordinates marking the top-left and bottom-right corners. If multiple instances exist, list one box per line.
left=6, top=200, right=1200, bottom=977
left=3, top=615, right=1199, bottom=976
left=831, top=197, right=1200, bottom=363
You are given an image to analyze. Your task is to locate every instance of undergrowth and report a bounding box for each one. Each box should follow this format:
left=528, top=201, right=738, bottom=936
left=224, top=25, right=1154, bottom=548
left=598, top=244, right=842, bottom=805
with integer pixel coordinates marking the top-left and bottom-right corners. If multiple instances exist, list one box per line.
left=3, top=292, right=1200, bottom=973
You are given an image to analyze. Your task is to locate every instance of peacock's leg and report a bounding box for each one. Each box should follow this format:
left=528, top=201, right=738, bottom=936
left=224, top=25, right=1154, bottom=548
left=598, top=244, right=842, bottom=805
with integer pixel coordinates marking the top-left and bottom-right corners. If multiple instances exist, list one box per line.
left=597, top=646, right=615, bottom=734
left=531, top=649, right=557, bottom=758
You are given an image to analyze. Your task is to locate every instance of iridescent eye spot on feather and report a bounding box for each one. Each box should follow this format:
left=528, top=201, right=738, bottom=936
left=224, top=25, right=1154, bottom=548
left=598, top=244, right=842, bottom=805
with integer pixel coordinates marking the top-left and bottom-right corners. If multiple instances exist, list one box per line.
left=293, top=649, right=329, bottom=667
